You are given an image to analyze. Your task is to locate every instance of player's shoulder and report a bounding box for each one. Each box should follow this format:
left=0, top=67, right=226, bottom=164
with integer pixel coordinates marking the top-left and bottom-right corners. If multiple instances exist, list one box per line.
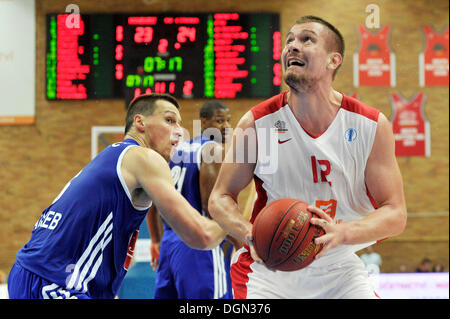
left=251, top=91, right=288, bottom=121
left=340, top=94, right=380, bottom=122
left=124, top=144, right=167, bottom=169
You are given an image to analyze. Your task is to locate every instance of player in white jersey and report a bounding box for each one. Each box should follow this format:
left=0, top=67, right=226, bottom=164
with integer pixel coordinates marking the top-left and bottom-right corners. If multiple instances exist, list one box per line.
left=208, top=16, right=407, bottom=299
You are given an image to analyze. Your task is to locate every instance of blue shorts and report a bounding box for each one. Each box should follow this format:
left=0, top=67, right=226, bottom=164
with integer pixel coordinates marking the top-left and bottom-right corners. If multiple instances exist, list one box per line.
left=8, top=262, right=91, bottom=299
left=154, top=232, right=233, bottom=299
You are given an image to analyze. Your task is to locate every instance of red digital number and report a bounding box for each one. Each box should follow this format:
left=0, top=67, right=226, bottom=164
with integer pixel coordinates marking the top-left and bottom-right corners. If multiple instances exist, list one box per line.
left=116, top=25, right=123, bottom=42
left=273, top=63, right=281, bottom=86
left=177, top=26, right=196, bottom=43
left=134, top=26, right=153, bottom=43
left=154, top=82, right=166, bottom=93
left=115, top=64, right=123, bottom=80
left=158, top=39, right=168, bottom=53
left=115, top=44, right=123, bottom=61
left=183, top=80, right=193, bottom=95
left=134, top=88, right=141, bottom=99
left=169, top=82, right=175, bottom=94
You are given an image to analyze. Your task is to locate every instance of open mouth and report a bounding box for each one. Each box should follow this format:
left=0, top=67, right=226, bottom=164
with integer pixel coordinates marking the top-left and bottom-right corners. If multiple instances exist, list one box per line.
left=287, top=59, right=306, bottom=68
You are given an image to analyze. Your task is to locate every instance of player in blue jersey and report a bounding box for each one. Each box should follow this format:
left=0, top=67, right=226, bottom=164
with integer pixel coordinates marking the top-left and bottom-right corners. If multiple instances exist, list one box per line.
left=147, top=100, right=241, bottom=299
left=7, top=93, right=226, bottom=299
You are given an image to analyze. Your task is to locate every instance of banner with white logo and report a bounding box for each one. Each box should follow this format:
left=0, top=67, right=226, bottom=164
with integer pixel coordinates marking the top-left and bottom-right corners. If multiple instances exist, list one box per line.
left=419, top=25, right=449, bottom=87
left=0, top=0, right=35, bottom=125
left=353, top=25, right=396, bottom=87
left=390, top=92, right=430, bottom=157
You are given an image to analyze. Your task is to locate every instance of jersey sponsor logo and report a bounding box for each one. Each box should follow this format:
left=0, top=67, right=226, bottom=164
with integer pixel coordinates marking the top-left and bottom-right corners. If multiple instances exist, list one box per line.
left=34, top=211, right=63, bottom=231
left=315, top=199, right=337, bottom=220
left=345, top=128, right=358, bottom=142
left=274, top=120, right=288, bottom=133
left=278, top=138, right=291, bottom=144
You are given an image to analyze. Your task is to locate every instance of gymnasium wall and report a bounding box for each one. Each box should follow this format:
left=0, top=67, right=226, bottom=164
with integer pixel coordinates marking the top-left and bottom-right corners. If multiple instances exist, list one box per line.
left=0, top=0, right=448, bottom=275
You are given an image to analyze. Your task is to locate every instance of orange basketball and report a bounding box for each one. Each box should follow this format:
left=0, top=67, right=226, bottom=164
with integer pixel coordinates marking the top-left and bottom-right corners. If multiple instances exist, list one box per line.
left=252, top=198, right=325, bottom=271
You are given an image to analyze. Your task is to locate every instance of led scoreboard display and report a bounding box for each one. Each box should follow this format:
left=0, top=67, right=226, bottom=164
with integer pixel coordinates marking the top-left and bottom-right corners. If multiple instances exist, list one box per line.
left=46, top=13, right=281, bottom=102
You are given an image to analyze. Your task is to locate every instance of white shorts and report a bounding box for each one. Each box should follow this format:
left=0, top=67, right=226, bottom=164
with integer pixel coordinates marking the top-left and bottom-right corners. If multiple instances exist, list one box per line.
left=230, top=246, right=378, bottom=299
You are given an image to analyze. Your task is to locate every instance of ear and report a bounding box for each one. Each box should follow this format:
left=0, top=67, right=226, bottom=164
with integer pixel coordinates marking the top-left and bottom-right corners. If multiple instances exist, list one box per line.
left=200, top=117, right=208, bottom=128
left=134, top=114, right=146, bottom=133
left=327, top=52, right=342, bottom=71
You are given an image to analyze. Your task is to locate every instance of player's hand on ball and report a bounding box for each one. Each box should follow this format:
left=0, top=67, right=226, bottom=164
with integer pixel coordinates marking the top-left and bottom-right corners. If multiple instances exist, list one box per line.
left=247, top=235, right=262, bottom=264
left=308, top=205, right=346, bottom=260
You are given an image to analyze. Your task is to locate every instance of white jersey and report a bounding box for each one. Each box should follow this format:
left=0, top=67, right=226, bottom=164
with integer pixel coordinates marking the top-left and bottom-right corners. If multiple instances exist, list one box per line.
left=230, top=91, right=381, bottom=299
left=251, top=91, right=380, bottom=265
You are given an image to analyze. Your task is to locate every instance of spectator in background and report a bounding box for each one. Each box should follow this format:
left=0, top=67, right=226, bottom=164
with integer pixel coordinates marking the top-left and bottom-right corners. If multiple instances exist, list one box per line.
left=415, top=258, right=433, bottom=272
left=398, top=264, right=408, bottom=273
left=432, top=263, right=445, bottom=272
left=359, top=246, right=382, bottom=274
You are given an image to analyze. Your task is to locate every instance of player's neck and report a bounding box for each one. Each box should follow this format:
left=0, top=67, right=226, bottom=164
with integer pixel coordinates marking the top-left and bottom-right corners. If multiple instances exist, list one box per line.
left=287, top=87, right=343, bottom=136
left=123, top=133, right=148, bottom=148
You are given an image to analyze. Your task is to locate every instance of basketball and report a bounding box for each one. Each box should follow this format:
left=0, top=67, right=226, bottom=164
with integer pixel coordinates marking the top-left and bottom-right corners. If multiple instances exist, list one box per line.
left=252, top=198, right=325, bottom=271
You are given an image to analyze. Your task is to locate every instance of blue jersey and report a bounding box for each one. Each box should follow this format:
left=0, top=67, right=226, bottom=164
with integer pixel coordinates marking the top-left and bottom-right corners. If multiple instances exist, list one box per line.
left=164, top=135, right=214, bottom=230
left=155, top=136, right=232, bottom=299
left=15, top=139, right=150, bottom=299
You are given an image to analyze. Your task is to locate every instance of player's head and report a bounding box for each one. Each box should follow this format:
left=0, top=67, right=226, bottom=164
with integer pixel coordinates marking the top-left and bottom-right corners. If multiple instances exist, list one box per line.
left=281, top=16, right=344, bottom=92
left=200, top=100, right=231, bottom=143
left=125, top=93, right=183, bottom=161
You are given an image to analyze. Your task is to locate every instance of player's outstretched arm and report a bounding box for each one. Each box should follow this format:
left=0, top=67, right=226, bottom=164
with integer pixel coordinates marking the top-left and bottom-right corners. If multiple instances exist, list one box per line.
left=209, top=111, right=257, bottom=250
left=146, top=205, right=162, bottom=270
left=123, top=146, right=226, bottom=250
left=311, top=113, right=407, bottom=257
left=201, top=142, right=246, bottom=250
left=200, top=142, right=224, bottom=218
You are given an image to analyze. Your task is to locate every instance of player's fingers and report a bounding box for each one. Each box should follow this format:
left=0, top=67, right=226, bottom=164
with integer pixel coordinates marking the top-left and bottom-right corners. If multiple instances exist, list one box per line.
left=249, top=244, right=263, bottom=264
left=307, top=206, right=332, bottom=222
left=315, top=248, right=328, bottom=260
left=315, top=236, right=339, bottom=259
left=310, top=217, right=330, bottom=230
left=249, top=243, right=277, bottom=271
left=315, top=241, right=332, bottom=259
left=151, top=259, right=158, bottom=271
left=314, top=233, right=332, bottom=245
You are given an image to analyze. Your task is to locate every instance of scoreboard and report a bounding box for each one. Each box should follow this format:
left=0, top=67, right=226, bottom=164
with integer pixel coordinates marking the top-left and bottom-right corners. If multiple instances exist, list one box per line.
left=46, top=12, right=281, bottom=103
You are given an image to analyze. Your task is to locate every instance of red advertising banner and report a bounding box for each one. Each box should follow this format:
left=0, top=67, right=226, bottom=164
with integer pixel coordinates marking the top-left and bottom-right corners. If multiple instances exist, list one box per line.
left=419, top=25, right=449, bottom=87
left=390, top=92, right=430, bottom=157
left=353, top=25, right=396, bottom=87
